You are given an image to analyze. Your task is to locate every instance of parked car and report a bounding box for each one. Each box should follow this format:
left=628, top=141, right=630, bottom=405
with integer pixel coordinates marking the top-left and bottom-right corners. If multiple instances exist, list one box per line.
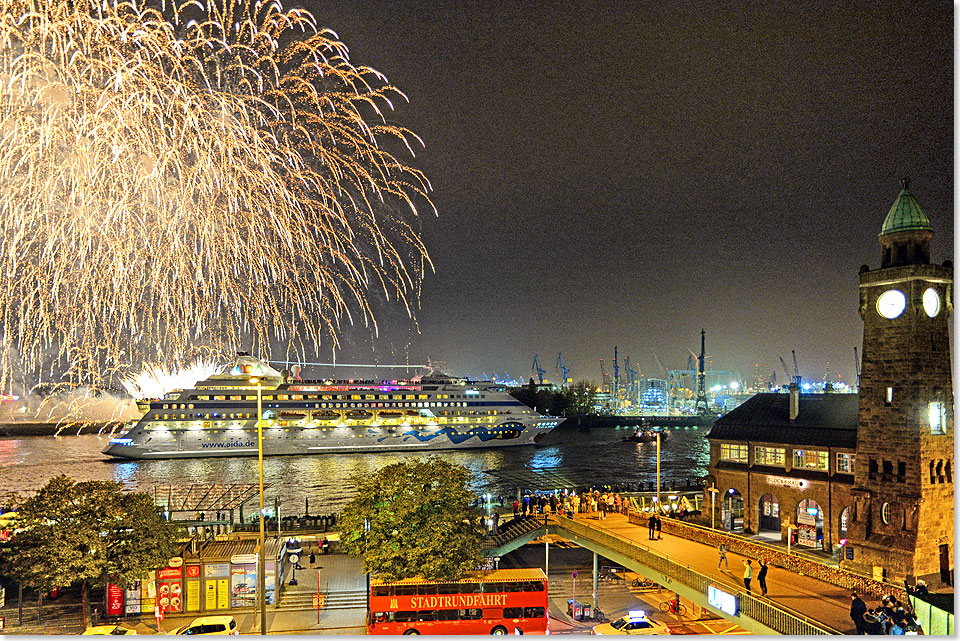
left=593, top=611, right=671, bottom=635
left=171, top=616, right=239, bottom=635
left=81, top=624, right=138, bottom=635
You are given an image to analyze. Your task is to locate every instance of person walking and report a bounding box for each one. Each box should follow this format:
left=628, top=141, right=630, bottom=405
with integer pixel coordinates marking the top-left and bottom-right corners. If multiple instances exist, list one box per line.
left=742, top=559, right=753, bottom=593
left=654, top=515, right=662, bottom=540
left=648, top=514, right=657, bottom=540
left=717, top=543, right=728, bottom=569
left=757, top=559, right=768, bottom=596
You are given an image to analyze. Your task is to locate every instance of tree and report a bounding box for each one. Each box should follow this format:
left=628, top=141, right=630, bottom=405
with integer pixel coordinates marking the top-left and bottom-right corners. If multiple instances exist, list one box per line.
left=0, top=475, right=181, bottom=628
left=568, top=380, right=598, bottom=415
left=338, top=457, right=484, bottom=581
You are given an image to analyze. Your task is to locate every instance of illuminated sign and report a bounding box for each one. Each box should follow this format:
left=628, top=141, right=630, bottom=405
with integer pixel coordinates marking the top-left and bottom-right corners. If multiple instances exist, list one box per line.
left=766, top=476, right=806, bottom=489
left=707, top=585, right=738, bottom=616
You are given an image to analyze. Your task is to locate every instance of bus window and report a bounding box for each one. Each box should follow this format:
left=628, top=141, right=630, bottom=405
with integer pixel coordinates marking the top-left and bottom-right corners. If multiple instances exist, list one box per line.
left=394, top=611, right=418, bottom=622
left=395, top=584, right=417, bottom=596
left=372, top=586, right=392, bottom=597
left=504, top=607, right=522, bottom=619
left=417, top=584, right=438, bottom=595
left=483, top=582, right=504, bottom=593
left=417, top=611, right=438, bottom=621
left=502, top=582, right=522, bottom=592
left=459, top=608, right=482, bottom=620
left=523, top=607, right=546, bottom=618
left=482, top=608, right=503, bottom=619
left=370, top=612, right=389, bottom=624
left=438, top=583, right=459, bottom=594
left=459, top=583, right=481, bottom=594
left=437, top=609, right=459, bottom=621
left=523, top=581, right=545, bottom=592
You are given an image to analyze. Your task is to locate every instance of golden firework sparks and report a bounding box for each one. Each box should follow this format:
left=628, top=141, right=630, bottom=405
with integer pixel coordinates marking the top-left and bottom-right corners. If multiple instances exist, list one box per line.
left=0, top=0, right=433, bottom=388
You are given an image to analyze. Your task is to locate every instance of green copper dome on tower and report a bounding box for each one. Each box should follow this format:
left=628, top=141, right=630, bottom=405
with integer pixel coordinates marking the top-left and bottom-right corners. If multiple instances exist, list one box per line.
left=880, top=178, right=932, bottom=236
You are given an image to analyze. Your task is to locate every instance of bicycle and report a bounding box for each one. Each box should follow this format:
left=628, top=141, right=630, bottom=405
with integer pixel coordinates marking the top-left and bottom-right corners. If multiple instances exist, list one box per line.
left=592, top=607, right=608, bottom=623
left=659, top=599, right=688, bottom=616
left=631, top=577, right=657, bottom=589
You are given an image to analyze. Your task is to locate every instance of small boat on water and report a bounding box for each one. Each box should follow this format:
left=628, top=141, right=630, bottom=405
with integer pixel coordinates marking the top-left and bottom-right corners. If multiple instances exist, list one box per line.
left=623, top=429, right=666, bottom=443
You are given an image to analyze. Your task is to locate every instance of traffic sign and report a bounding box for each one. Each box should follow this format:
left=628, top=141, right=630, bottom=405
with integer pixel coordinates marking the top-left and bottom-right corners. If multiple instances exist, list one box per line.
left=313, top=594, right=326, bottom=608
left=572, top=570, right=577, bottom=579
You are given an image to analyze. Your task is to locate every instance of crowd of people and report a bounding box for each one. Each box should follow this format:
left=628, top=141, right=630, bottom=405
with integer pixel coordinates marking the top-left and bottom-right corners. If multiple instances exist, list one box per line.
left=511, top=489, right=632, bottom=520
left=850, top=590, right=924, bottom=635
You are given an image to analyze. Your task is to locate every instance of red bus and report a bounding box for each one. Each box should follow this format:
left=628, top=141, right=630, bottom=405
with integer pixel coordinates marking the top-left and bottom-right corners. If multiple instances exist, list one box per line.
left=368, top=568, right=549, bottom=635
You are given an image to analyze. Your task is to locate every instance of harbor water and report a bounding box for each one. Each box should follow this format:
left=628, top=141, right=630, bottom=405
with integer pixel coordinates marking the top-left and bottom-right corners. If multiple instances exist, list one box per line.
left=0, top=423, right=711, bottom=511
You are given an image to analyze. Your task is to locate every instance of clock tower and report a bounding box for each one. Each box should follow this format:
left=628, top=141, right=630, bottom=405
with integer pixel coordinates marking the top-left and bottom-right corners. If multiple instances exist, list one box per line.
left=847, top=179, right=953, bottom=586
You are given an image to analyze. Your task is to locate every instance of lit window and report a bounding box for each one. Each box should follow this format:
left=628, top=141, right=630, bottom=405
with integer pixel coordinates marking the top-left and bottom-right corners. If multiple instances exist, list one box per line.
left=720, top=444, right=748, bottom=462
left=885, top=387, right=893, bottom=405
left=929, top=402, right=946, bottom=434
left=793, top=449, right=828, bottom=470
left=881, top=502, right=891, bottom=524
left=754, top=447, right=785, bottom=466
left=836, top=453, right=855, bottom=474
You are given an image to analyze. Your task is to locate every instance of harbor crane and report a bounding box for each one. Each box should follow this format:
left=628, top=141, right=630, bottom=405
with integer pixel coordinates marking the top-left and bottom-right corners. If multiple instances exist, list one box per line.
left=694, top=329, right=708, bottom=414
left=599, top=358, right=610, bottom=391
left=532, top=354, right=546, bottom=385
left=792, top=350, right=801, bottom=386
left=779, top=356, right=792, bottom=385
left=652, top=350, right=668, bottom=376
left=556, top=352, right=570, bottom=385
left=613, top=346, right=620, bottom=410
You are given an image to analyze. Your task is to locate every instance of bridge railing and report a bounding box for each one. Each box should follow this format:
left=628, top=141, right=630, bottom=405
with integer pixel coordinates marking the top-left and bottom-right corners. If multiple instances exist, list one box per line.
left=550, top=514, right=838, bottom=635
left=627, top=510, right=908, bottom=603
left=482, top=515, right=547, bottom=550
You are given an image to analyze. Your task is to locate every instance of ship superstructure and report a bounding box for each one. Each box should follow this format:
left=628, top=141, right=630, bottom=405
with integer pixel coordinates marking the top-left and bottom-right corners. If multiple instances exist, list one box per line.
left=104, top=353, right=560, bottom=459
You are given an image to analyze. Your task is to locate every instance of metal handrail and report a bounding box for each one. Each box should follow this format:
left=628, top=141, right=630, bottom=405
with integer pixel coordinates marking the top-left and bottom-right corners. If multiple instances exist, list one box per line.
left=549, top=514, right=838, bottom=635
left=630, top=511, right=909, bottom=600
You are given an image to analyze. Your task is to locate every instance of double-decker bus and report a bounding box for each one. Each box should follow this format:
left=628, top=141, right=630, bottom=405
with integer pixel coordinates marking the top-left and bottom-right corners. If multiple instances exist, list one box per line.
left=368, top=568, right=548, bottom=635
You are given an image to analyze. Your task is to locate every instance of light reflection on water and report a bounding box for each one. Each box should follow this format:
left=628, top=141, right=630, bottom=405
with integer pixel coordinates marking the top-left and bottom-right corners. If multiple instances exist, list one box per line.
left=0, top=425, right=710, bottom=509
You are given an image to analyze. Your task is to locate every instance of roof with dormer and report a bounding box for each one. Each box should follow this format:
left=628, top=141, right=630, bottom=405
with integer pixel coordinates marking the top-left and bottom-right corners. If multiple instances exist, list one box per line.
left=880, top=178, right=932, bottom=236
left=706, top=392, right=859, bottom=449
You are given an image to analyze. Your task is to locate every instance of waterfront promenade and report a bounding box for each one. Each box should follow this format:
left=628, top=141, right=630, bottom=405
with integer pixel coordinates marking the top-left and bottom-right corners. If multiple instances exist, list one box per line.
left=553, top=511, right=870, bottom=635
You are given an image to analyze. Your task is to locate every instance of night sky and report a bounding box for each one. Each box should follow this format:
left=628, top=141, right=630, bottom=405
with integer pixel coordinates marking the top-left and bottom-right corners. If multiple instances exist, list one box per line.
left=301, top=1, right=953, bottom=387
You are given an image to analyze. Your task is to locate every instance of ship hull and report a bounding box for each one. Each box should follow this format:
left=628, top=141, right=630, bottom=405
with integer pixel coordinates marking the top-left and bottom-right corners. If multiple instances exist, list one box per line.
left=104, top=422, right=551, bottom=460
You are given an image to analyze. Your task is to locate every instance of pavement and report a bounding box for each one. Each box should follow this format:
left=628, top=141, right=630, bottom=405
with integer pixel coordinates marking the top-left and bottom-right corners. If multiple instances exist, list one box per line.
left=565, top=512, right=863, bottom=634
left=501, top=537, right=748, bottom=635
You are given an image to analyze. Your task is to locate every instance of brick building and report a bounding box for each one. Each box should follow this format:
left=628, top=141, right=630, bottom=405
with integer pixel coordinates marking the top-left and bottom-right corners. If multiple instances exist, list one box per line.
left=706, top=179, right=953, bottom=587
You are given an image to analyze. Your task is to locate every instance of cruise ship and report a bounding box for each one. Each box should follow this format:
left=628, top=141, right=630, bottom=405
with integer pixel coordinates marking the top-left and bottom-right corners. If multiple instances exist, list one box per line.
left=103, top=353, right=560, bottom=459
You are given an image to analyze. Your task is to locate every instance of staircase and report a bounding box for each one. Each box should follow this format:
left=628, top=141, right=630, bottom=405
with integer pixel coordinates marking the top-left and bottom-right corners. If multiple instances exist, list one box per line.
left=482, top=515, right=547, bottom=556
left=276, top=588, right=366, bottom=611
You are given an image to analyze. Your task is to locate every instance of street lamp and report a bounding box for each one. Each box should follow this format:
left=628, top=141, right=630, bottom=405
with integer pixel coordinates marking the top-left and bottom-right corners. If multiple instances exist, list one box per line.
left=249, top=376, right=267, bottom=636
left=707, top=485, right=720, bottom=530
left=655, top=431, right=661, bottom=508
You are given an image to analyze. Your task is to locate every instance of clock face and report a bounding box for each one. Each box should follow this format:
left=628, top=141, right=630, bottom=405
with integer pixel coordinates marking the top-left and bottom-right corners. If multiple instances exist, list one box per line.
left=876, top=289, right=906, bottom=319
left=923, top=288, right=940, bottom=317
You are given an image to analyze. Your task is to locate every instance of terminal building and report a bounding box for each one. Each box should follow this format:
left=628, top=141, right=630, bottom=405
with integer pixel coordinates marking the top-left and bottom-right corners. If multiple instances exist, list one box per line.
left=706, top=179, right=953, bottom=587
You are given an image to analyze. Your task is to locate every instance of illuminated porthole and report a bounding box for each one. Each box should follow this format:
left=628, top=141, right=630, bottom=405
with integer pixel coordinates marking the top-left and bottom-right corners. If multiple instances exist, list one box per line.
left=881, top=502, right=891, bottom=524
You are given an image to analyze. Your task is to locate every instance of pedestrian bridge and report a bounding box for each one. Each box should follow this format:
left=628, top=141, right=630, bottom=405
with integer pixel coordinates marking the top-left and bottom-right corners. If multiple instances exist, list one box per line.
left=485, top=513, right=847, bottom=635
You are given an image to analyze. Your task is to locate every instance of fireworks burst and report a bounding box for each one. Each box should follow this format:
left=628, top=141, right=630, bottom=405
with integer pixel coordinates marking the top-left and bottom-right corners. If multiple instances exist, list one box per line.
left=120, top=357, right=221, bottom=400
left=0, top=0, right=433, bottom=388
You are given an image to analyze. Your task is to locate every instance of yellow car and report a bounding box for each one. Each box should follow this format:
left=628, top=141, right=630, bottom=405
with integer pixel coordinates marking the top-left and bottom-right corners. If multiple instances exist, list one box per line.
left=171, top=616, right=239, bottom=635
left=81, top=624, right=138, bottom=635
left=593, top=611, right=671, bottom=635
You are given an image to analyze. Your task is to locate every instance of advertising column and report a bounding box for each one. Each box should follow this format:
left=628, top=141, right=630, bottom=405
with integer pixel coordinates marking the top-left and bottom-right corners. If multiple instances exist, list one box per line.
left=105, top=584, right=124, bottom=617
left=230, top=554, right=259, bottom=609
left=185, top=564, right=202, bottom=612
left=157, top=560, right=184, bottom=614
left=204, top=563, right=230, bottom=611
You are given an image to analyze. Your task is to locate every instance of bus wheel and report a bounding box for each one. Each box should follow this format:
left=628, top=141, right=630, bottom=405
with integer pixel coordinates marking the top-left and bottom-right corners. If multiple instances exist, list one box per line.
left=402, top=630, right=420, bottom=635
left=491, top=626, right=508, bottom=635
